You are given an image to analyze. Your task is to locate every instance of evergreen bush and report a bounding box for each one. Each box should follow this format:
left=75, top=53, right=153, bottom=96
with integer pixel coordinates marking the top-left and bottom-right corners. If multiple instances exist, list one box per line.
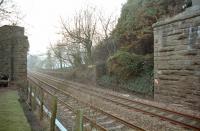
left=107, top=51, right=144, bottom=80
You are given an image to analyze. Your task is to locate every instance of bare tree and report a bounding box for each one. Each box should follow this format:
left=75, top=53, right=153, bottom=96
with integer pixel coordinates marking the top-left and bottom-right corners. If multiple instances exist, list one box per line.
left=0, top=0, right=9, bottom=22
left=59, top=6, right=119, bottom=67
left=98, top=12, right=117, bottom=40
left=50, top=43, right=66, bottom=69
left=45, top=49, right=55, bottom=69
left=55, top=39, right=83, bottom=68
left=60, top=7, right=97, bottom=65
left=98, top=12, right=118, bottom=58
left=0, top=0, right=23, bottom=26
left=0, top=0, right=4, bottom=6
left=63, top=42, right=83, bottom=67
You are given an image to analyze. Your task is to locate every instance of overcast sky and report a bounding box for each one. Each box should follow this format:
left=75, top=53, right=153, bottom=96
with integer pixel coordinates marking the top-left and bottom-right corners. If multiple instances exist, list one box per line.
left=14, top=0, right=126, bottom=55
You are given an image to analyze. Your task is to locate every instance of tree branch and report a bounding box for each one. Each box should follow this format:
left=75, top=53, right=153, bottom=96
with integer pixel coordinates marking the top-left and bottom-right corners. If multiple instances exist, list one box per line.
left=0, top=0, right=4, bottom=6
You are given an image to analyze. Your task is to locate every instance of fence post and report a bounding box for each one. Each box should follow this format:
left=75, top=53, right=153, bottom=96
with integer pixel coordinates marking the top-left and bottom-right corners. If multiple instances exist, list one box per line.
left=32, top=86, right=36, bottom=110
left=29, top=84, right=32, bottom=109
left=26, top=81, right=29, bottom=100
left=50, top=96, right=57, bottom=131
left=75, top=109, right=83, bottom=131
left=39, top=89, right=44, bottom=120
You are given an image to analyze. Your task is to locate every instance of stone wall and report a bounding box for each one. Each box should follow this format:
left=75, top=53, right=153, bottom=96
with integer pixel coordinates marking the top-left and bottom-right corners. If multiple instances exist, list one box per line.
left=0, top=25, right=29, bottom=81
left=153, top=8, right=200, bottom=111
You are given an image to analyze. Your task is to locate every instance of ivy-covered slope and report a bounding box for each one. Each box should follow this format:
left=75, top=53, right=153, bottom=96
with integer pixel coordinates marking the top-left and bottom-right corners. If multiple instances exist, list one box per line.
left=94, top=0, right=185, bottom=95
left=112, top=0, right=184, bottom=54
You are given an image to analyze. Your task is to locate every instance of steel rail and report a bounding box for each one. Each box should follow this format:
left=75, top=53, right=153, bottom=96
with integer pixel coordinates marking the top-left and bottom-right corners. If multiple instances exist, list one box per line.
left=28, top=75, right=145, bottom=131
left=30, top=72, right=200, bottom=131
left=28, top=76, right=107, bottom=131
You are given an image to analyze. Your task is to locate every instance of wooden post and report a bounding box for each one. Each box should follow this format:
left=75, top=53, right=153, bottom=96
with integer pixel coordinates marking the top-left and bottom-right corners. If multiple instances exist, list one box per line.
left=26, top=81, right=29, bottom=100
left=75, top=109, right=83, bottom=131
left=50, top=96, right=57, bottom=131
left=39, top=89, right=44, bottom=120
left=32, top=85, right=36, bottom=110
left=29, top=84, right=32, bottom=109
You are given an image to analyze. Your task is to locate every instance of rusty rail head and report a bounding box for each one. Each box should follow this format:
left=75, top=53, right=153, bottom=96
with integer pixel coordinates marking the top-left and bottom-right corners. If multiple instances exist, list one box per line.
left=34, top=72, right=200, bottom=120
left=28, top=76, right=107, bottom=131
left=29, top=72, right=200, bottom=131
left=57, top=97, right=107, bottom=131
left=28, top=74, right=146, bottom=131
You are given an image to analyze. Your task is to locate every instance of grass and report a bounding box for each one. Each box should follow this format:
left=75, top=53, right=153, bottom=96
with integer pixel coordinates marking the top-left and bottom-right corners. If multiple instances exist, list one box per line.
left=0, top=90, right=31, bottom=131
left=98, top=70, right=153, bottom=95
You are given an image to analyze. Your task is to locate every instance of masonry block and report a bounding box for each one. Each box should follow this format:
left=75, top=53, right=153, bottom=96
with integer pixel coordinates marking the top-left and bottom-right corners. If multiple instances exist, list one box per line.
left=153, top=7, right=200, bottom=111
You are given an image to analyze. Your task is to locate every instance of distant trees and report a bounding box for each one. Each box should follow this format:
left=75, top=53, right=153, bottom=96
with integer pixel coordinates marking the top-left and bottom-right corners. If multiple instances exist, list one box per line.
left=27, top=55, right=43, bottom=69
left=50, top=43, right=69, bottom=69
left=27, top=49, right=60, bottom=70
left=48, top=40, right=83, bottom=68
left=44, top=49, right=55, bottom=69
left=59, top=41, right=83, bottom=67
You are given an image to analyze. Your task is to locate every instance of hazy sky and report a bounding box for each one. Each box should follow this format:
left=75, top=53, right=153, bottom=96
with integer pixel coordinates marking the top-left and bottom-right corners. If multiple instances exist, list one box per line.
left=14, top=0, right=126, bottom=55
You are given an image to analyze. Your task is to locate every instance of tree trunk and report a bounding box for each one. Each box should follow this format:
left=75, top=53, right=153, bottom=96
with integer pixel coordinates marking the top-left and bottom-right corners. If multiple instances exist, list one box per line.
left=85, top=40, right=92, bottom=65
left=60, top=59, right=63, bottom=69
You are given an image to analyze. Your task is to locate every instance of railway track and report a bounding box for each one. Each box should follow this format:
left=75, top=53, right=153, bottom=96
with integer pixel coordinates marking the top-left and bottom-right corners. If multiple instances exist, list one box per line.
left=28, top=74, right=145, bottom=131
left=29, top=72, right=200, bottom=131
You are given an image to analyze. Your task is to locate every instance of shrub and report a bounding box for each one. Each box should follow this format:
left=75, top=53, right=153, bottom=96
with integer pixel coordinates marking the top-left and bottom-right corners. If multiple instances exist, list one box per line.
left=143, top=54, right=153, bottom=72
left=97, top=75, right=117, bottom=87
left=125, top=71, right=153, bottom=94
left=97, top=71, right=153, bottom=95
left=107, top=51, right=144, bottom=80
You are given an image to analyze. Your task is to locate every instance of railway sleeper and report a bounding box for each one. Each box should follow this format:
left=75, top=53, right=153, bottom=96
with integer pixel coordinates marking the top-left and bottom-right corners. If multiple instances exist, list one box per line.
left=156, top=111, right=167, bottom=116
left=96, top=115, right=108, bottom=121
left=104, top=123, right=125, bottom=131
left=83, top=122, right=90, bottom=128
left=82, top=107, right=90, bottom=111
left=99, top=120, right=115, bottom=125
left=176, top=116, right=186, bottom=122
left=84, top=109, right=96, bottom=113
left=86, top=112, right=101, bottom=117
